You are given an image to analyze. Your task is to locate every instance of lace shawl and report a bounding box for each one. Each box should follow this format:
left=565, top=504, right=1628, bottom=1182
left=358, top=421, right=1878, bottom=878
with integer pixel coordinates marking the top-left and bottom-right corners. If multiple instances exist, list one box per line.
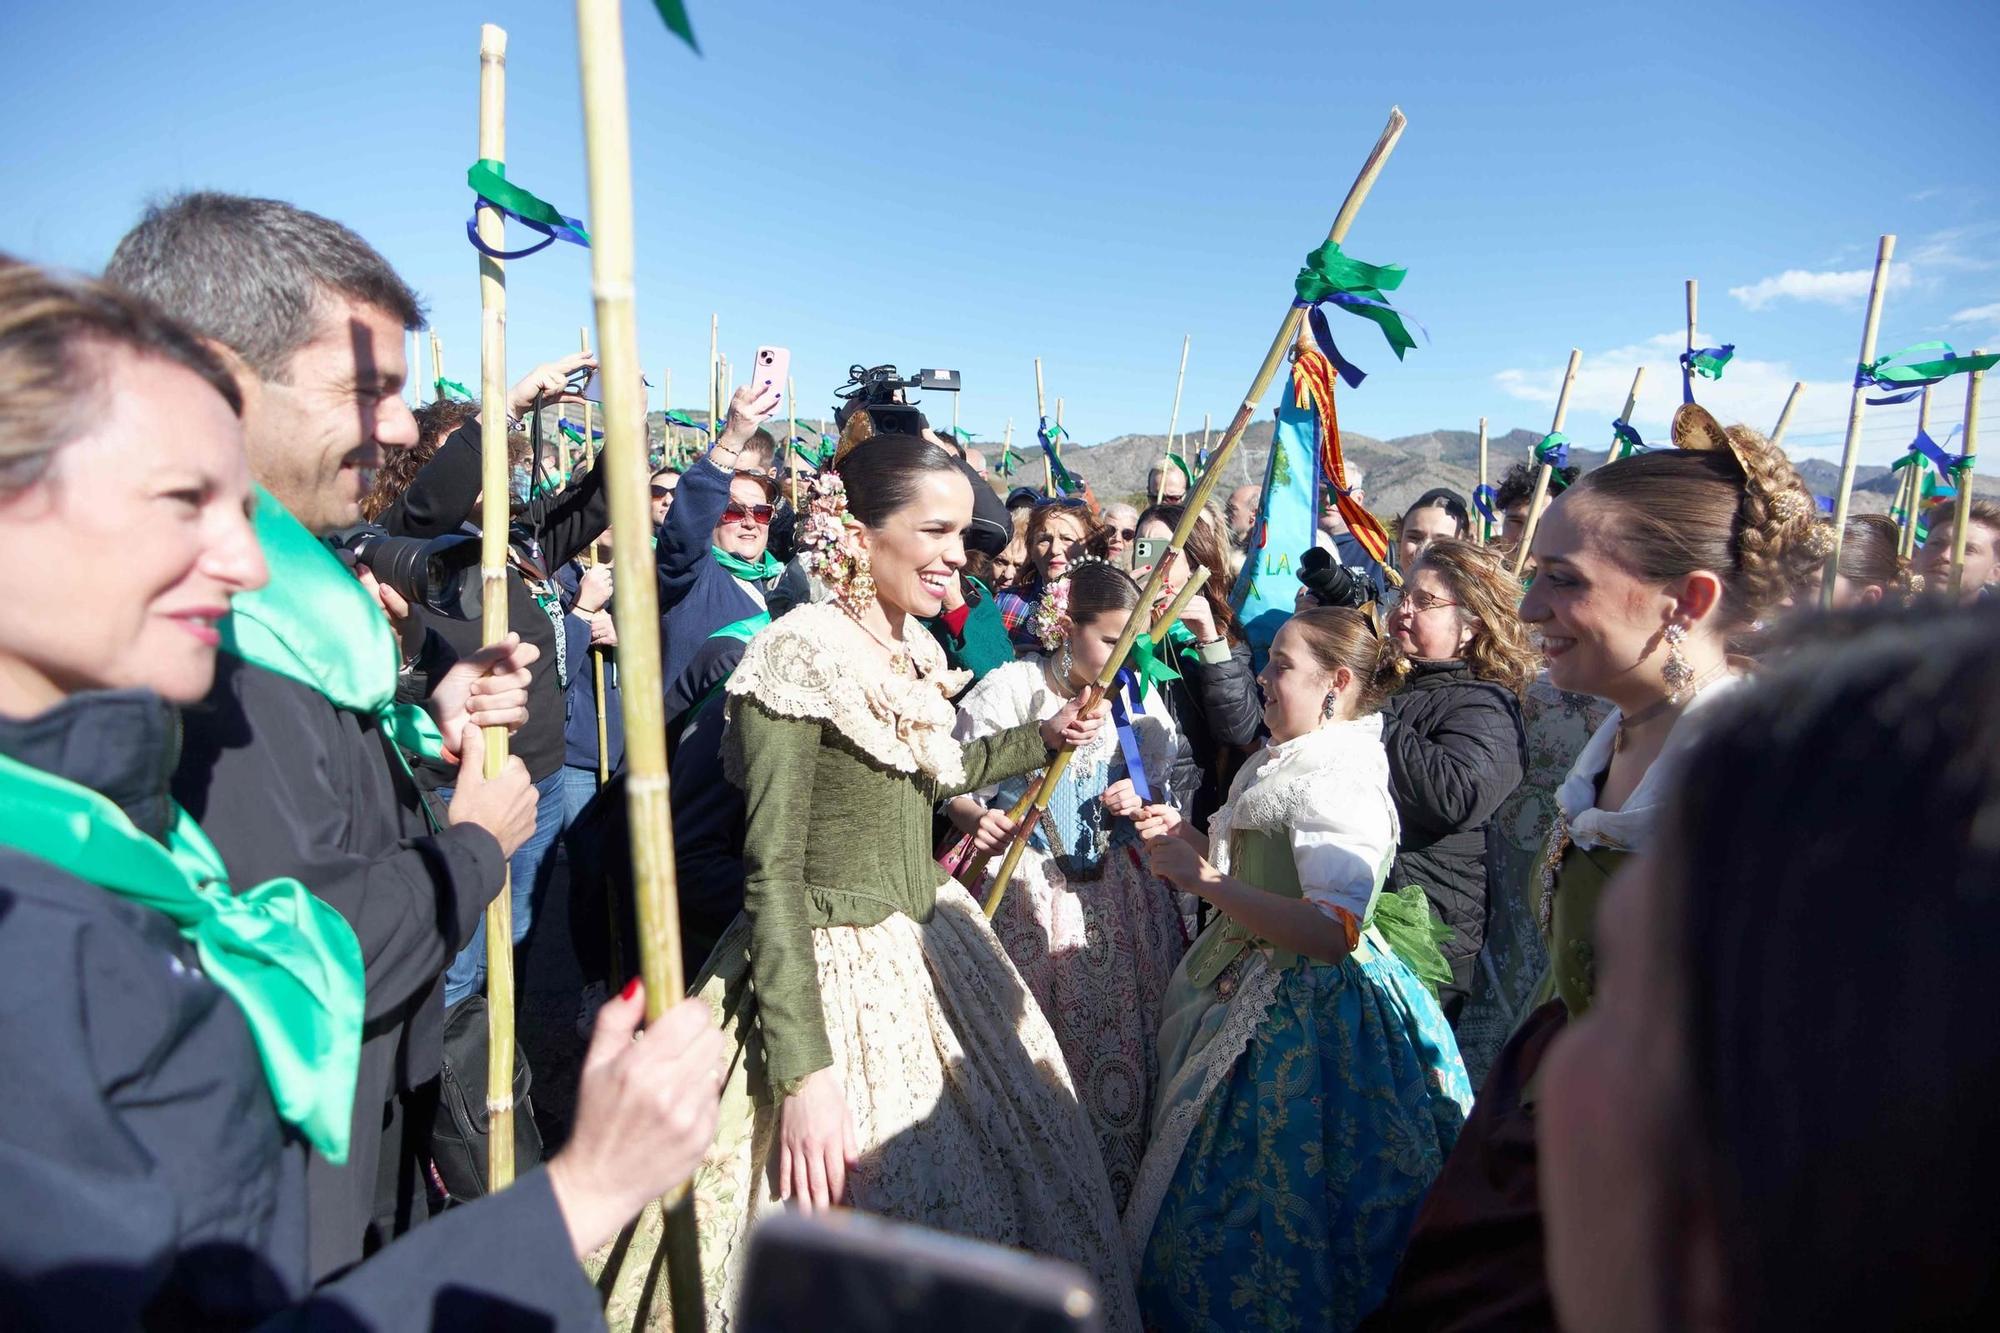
left=724, top=604, right=972, bottom=787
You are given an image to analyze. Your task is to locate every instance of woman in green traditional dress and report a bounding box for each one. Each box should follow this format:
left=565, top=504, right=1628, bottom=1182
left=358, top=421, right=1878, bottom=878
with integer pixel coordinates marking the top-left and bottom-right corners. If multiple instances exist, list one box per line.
left=598, top=434, right=1140, bottom=1332
left=1124, top=606, right=1472, bottom=1333
left=1362, top=406, right=1825, bottom=1331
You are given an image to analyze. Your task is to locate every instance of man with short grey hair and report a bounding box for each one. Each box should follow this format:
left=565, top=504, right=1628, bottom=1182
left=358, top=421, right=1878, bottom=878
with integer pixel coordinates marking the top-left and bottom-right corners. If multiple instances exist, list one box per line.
left=107, top=192, right=544, bottom=1276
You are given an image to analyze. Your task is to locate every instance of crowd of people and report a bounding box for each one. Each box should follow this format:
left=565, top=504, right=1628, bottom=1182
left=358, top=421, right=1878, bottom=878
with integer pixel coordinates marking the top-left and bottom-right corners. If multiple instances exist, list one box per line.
left=1, top=187, right=1997, bottom=1333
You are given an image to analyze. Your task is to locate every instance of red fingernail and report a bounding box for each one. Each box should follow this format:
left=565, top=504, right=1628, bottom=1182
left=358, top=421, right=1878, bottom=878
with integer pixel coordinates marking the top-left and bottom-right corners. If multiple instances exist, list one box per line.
left=620, top=977, right=640, bottom=1002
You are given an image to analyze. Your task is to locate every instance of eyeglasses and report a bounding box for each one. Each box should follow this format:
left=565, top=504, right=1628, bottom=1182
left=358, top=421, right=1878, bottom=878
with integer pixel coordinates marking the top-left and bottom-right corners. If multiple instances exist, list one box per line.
left=1403, top=591, right=1460, bottom=613
left=721, top=501, right=775, bottom=525
left=1114, top=527, right=1137, bottom=541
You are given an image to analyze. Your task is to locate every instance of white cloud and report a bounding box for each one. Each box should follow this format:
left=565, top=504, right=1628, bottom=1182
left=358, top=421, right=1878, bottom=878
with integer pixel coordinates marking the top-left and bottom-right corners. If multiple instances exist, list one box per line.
left=1948, top=302, right=2000, bottom=325
left=1728, top=264, right=1913, bottom=311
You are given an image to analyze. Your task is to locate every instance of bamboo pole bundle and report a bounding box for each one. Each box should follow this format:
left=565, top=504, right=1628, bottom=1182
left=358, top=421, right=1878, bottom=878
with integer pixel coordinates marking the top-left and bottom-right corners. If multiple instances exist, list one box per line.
left=982, top=107, right=1409, bottom=917
left=1900, top=387, right=1935, bottom=560
left=574, top=0, right=702, bottom=1323
left=1508, top=348, right=1583, bottom=578
left=1475, top=417, right=1489, bottom=544
left=1947, top=350, right=1986, bottom=600
left=473, top=21, right=518, bottom=1191
left=1769, top=381, right=1805, bottom=448
left=1819, top=236, right=1897, bottom=610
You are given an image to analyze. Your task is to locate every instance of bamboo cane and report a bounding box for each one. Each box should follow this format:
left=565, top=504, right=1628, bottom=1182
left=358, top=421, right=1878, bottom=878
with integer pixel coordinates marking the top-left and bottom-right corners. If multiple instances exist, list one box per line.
left=1947, top=350, right=1986, bottom=599
left=1056, top=397, right=1065, bottom=457
left=580, top=325, right=597, bottom=464
left=431, top=331, right=444, bottom=398
left=786, top=374, right=799, bottom=511
left=709, top=313, right=719, bottom=434
left=1820, top=236, right=1898, bottom=610
left=1769, top=381, right=1805, bottom=448
left=1159, top=334, right=1190, bottom=504
left=1508, top=348, right=1583, bottom=578
left=575, top=0, right=703, bottom=1325
left=951, top=389, right=961, bottom=442
left=1891, top=453, right=1918, bottom=558
left=967, top=564, right=1212, bottom=899
left=1902, top=387, right=1935, bottom=559
left=983, top=106, right=1409, bottom=918
left=1035, top=358, right=1052, bottom=494
left=1613, top=367, right=1646, bottom=459
left=1001, top=418, right=1013, bottom=485
left=1476, top=417, right=1489, bottom=544
left=473, top=21, right=518, bottom=1192
left=1685, top=279, right=1698, bottom=388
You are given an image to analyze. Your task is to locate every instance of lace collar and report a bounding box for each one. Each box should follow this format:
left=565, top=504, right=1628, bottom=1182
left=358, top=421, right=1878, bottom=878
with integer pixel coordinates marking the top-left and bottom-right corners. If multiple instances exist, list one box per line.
left=1556, top=673, right=1743, bottom=852
left=725, top=603, right=973, bottom=784
left=1207, top=715, right=1388, bottom=864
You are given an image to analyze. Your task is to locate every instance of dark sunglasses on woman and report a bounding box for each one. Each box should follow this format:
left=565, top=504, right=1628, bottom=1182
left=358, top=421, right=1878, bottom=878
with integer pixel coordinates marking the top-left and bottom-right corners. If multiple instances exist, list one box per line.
left=722, top=501, right=776, bottom=526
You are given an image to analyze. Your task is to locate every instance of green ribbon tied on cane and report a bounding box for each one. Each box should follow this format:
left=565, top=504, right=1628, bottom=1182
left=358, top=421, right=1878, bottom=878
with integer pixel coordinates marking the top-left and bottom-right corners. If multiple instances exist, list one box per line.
left=1164, top=455, right=1196, bottom=487
left=1534, top=432, right=1571, bottom=468
left=1859, top=342, right=2000, bottom=389
left=223, top=488, right=448, bottom=764
left=0, top=752, right=365, bottom=1162
left=651, top=0, right=700, bottom=51
left=1126, top=631, right=1184, bottom=691
left=711, top=546, right=782, bottom=582
left=1685, top=347, right=1734, bottom=380
left=434, top=377, right=475, bottom=403
left=1293, top=239, right=1418, bottom=360
left=467, top=159, right=593, bottom=246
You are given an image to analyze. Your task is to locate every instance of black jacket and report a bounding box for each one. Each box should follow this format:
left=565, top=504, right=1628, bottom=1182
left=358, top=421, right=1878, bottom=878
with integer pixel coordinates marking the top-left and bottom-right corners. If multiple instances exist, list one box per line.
left=381, top=422, right=610, bottom=783
left=1158, top=638, right=1263, bottom=828
left=1381, top=659, right=1527, bottom=963
left=0, top=691, right=599, bottom=1331
left=173, top=652, right=503, bottom=1280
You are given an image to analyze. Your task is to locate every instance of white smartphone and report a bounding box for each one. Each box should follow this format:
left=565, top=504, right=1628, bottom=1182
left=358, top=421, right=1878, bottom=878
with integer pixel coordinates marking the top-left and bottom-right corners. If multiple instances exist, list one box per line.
left=752, top=345, right=790, bottom=406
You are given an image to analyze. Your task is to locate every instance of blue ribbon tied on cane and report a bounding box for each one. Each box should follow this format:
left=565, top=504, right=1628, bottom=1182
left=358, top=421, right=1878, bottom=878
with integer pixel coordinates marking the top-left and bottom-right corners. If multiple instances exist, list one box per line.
left=1610, top=418, right=1648, bottom=457
left=1889, top=425, right=1966, bottom=480
left=1534, top=432, right=1570, bottom=469
left=465, top=159, right=591, bottom=260
left=1857, top=342, right=2000, bottom=406
left=1679, top=344, right=1734, bottom=403
left=1472, top=484, right=1499, bottom=527
left=1109, top=633, right=1182, bottom=804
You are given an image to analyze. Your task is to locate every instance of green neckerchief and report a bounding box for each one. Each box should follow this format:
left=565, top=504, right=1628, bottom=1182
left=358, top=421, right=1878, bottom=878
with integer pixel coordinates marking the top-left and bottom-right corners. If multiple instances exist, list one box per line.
left=0, top=752, right=363, bottom=1162
left=711, top=545, right=782, bottom=582
left=680, top=612, right=773, bottom=742
left=224, top=488, right=445, bottom=761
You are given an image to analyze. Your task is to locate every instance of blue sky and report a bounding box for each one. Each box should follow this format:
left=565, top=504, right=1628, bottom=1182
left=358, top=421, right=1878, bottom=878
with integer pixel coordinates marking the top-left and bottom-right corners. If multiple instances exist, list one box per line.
left=3, top=0, right=1995, bottom=466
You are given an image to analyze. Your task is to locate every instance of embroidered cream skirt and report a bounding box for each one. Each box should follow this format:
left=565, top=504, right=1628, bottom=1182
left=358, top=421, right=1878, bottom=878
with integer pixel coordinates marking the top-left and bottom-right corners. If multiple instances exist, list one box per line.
left=593, top=882, right=1140, bottom=1332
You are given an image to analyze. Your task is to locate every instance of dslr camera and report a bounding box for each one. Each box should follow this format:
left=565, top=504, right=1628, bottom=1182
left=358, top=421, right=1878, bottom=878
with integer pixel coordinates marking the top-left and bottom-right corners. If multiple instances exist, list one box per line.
left=1297, top=546, right=1374, bottom=610
left=325, top=526, right=482, bottom=620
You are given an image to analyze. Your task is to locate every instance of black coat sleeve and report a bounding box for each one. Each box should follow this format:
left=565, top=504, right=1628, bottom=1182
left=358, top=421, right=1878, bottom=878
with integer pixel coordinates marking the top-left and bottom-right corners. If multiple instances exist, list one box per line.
left=269, top=1168, right=601, bottom=1332
left=174, top=659, right=505, bottom=1024
left=379, top=424, right=483, bottom=539
left=1185, top=641, right=1263, bottom=749
left=1382, top=683, right=1527, bottom=841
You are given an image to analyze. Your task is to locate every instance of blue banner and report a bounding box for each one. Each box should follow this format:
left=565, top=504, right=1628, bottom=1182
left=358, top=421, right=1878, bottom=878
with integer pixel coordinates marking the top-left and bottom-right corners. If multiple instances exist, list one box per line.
left=1229, top=381, right=1320, bottom=664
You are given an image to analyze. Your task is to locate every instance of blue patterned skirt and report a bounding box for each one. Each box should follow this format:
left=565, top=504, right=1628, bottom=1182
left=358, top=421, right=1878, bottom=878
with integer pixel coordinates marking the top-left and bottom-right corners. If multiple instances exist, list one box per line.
left=1128, top=939, right=1471, bottom=1332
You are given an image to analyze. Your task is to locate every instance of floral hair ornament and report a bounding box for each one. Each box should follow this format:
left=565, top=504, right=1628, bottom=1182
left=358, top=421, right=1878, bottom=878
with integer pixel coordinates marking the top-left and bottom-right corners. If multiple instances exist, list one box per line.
left=1026, top=575, right=1071, bottom=654
left=797, top=470, right=874, bottom=614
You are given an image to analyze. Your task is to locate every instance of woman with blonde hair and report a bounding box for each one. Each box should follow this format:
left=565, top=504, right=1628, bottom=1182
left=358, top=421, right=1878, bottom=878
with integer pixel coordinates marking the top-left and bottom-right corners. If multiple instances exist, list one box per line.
left=1381, top=537, right=1534, bottom=1023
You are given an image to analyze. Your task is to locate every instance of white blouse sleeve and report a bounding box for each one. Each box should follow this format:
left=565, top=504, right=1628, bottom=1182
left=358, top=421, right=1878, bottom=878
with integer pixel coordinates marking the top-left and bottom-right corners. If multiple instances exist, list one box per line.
left=1288, top=772, right=1397, bottom=925
left=952, top=660, right=1055, bottom=802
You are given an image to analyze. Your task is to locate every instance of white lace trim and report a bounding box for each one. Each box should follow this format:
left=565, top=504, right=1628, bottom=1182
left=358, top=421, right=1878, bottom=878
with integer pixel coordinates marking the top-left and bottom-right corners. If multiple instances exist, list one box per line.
left=724, top=603, right=973, bottom=785
left=1120, top=951, right=1285, bottom=1264
left=1206, top=715, right=1392, bottom=876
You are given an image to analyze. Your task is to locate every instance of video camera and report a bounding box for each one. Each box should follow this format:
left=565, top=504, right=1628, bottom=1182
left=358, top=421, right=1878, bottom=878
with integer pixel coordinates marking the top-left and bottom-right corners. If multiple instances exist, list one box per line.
left=325, top=526, right=482, bottom=620
left=832, top=364, right=960, bottom=436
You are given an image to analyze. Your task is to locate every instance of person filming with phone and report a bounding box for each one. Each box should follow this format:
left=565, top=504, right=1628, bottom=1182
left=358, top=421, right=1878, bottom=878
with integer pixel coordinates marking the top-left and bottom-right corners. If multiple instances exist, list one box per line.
left=658, top=379, right=786, bottom=704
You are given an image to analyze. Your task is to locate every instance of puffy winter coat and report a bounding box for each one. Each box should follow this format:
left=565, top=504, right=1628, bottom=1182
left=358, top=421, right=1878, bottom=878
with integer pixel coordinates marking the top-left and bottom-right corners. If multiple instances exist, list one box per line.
left=1382, top=660, right=1527, bottom=971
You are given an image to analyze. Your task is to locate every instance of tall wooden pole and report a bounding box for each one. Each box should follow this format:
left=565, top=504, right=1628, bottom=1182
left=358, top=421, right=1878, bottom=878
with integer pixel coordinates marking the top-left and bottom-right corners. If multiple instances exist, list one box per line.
left=1475, top=416, right=1489, bottom=544
left=431, top=331, right=445, bottom=398
left=1769, top=381, right=1805, bottom=448
left=1947, top=350, right=1986, bottom=599
left=1166, top=332, right=1191, bottom=473
left=983, top=106, right=1409, bottom=918
left=1035, top=357, right=1051, bottom=494
left=786, top=374, right=799, bottom=511
left=1901, top=387, right=1934, bottom=559
left=708, top=313, right=719, bottom=435
left=1685, top=279, right=1698, bottom=389
left=1509, top=348, right=1583, bottom=578
left=575, top=0, right=702, bottom=1324
left=473, top=21, right=517, bottom=1192
left=1820, top=235, right=1897, bottom=610
left=1614, top=367, right=1646, bottom=458
left=580, top=325, right=596, bottom=463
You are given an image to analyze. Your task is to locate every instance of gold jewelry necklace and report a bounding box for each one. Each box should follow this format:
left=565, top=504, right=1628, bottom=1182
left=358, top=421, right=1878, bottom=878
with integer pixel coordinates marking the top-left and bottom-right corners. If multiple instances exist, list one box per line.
left=842, top=604, right=913, bottom=677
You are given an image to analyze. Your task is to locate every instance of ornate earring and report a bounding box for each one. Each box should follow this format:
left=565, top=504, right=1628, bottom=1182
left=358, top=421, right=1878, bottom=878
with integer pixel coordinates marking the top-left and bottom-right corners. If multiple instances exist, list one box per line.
left=1661, top=622, right=1695, bottom=704
left=836, top=549, right=875, bottom=617
left=1058, top=642, right=1075, bottom=684
left=1321, top=692, right=1338, bottom=722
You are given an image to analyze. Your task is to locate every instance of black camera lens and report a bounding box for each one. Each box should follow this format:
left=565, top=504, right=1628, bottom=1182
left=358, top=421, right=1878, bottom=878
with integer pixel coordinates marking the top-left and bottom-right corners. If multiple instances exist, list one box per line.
left=326, top=526, right=482, bottom=620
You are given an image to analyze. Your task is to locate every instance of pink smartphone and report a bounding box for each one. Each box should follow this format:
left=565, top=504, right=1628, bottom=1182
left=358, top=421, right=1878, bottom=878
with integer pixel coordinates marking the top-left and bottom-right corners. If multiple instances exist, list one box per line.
left=752, top=345, right=790, bottom=406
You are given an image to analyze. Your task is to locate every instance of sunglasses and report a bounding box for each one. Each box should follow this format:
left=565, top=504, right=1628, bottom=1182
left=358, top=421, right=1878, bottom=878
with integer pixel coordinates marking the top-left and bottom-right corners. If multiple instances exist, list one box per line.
left=1114, top=527, right=1137, bottom=541
left=1034, top=496, right=1091, bottom=511
left=721, top=501, right=775, bottom=525
left=650, top=485, right=673, bottom=499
